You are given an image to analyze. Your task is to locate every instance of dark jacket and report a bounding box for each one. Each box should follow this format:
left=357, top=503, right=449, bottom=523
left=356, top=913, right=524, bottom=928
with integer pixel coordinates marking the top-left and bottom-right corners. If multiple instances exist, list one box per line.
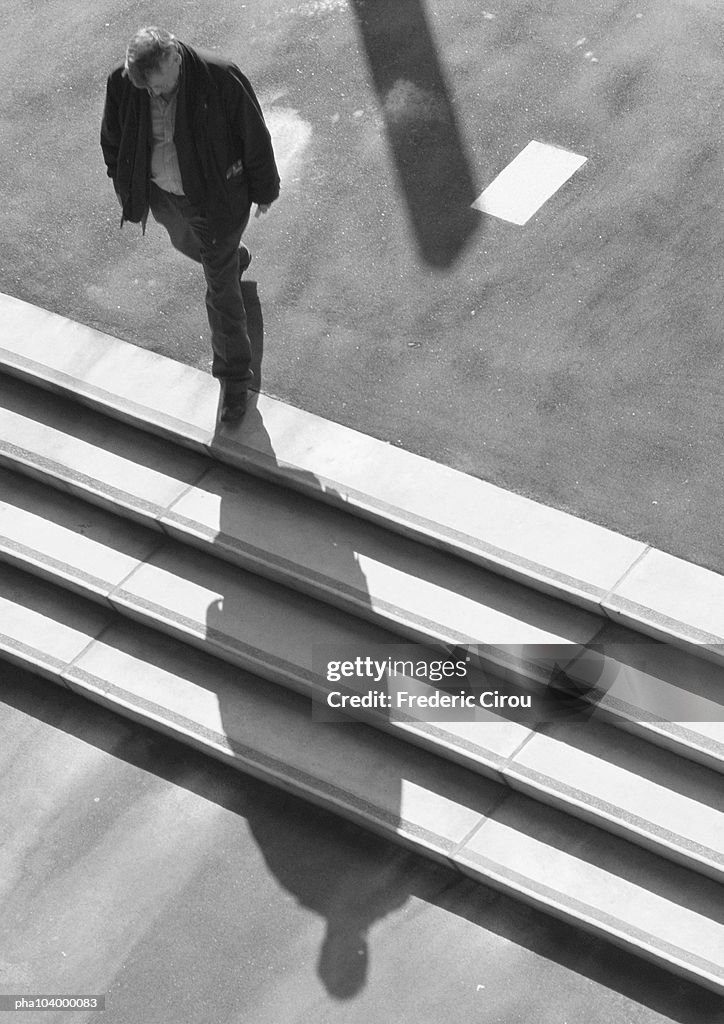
left=100, top=42, right=280, bottom=232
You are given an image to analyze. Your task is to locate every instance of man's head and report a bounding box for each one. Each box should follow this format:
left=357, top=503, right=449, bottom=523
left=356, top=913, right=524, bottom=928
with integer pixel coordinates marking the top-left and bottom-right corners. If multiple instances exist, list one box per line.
left=124, top=27, right=181, bottom=97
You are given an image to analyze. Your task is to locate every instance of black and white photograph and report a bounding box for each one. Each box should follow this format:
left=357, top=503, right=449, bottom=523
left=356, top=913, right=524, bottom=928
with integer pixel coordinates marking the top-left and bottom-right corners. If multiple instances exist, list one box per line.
left=0, top=1, right=722, bottom=1021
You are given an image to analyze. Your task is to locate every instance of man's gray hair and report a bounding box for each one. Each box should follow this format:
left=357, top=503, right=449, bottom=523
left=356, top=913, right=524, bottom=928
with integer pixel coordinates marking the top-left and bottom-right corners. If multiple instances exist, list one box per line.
left=124, top=26, right=179, bottom=88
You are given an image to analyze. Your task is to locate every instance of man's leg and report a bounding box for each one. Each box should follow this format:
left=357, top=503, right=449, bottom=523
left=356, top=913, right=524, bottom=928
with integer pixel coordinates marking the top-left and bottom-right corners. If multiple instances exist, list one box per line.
left=149, top=184, right=203, bottom=262
left=150, top=186, right=253, bottom=417
left=198, top=226, right=253, bottom=389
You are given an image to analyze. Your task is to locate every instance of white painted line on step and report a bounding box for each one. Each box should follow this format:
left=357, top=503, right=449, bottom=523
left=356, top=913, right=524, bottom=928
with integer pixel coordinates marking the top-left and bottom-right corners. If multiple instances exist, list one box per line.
left=472, top=140, right=587, bottom=225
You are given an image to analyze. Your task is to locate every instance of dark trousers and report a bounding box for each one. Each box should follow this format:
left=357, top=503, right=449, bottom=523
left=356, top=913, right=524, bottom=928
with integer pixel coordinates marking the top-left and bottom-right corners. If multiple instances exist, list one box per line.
left=150, top=183, right=252, bottom=386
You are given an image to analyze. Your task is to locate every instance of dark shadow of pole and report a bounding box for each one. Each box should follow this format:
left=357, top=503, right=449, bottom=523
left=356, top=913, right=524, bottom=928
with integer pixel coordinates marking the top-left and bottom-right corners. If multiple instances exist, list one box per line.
left=350, top=0, right=481, bottom=268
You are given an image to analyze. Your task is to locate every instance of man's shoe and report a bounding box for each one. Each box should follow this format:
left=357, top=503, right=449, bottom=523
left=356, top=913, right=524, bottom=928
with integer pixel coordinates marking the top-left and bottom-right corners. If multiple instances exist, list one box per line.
left=239, top=245, right=252, bottom=276
left=220, top=385, right=248, bottom=423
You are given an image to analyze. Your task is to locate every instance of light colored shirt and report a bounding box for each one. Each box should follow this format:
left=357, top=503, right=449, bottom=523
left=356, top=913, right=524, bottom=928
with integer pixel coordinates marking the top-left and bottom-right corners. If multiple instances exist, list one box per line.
left=149, top=92, right=184, bottom=195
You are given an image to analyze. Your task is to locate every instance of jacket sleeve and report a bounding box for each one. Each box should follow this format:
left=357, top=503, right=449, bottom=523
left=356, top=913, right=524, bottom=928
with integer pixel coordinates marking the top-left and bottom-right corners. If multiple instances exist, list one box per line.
left=224, top=69, right=280, bottom=206
left=100, top=73, right=122, bottom=186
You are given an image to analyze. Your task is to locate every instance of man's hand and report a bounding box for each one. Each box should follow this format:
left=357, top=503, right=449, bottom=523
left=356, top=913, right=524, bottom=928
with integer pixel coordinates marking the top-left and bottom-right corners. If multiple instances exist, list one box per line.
left=255, top=204, right=271, bottom=218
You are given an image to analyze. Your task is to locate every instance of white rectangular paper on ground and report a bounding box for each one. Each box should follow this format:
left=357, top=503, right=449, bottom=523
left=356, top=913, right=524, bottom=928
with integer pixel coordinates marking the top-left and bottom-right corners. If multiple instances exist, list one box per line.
left=472, top=140, right=587, bottom=225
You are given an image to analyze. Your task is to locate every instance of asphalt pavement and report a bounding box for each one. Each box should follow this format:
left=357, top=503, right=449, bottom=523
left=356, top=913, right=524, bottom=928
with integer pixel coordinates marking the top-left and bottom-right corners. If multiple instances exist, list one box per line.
left=1, top=0, right=722, bottom=573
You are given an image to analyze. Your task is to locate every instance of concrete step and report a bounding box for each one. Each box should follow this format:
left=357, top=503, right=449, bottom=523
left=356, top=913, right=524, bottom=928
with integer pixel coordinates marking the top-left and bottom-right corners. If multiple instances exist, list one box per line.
left=0, top=372, right=601, bottom=679
left=554, top=621, right=724, bottom=775
left=0, top=377, right=721, bottom=776
left=2, top=292, right=723, bottom=668
left=1, top=466, right=723, bottom=884
left=0, top=562, right=722, bottom=995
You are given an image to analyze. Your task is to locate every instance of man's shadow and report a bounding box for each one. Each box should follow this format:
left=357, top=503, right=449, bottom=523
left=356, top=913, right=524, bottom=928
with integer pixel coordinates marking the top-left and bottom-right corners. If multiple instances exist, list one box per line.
left=229, top=782, right=411, bottom=1000
left=206, top=285, right=408, bottom=999
left=202, top=284, right=633, bottom=999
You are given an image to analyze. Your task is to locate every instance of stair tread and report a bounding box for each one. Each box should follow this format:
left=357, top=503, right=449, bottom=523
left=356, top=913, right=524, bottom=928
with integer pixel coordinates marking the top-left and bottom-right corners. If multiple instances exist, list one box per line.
left=1, top=491, right=723, bottom=880
left=603, top=547, right=724, bottom=653
left=0, top=564, right=113, bottom=675
left=508, top=723, right=724, bottom=868
left=163, top=462, right=603, bottom=658
left=0, top=373, right=209, bottom=521
left=0, top=377, right=603, bottom=667
left=457, top=801, right=724, bottom=983
left=0, top=398, right=721, bottom=777
left=0, top=466, right=163, bottom=599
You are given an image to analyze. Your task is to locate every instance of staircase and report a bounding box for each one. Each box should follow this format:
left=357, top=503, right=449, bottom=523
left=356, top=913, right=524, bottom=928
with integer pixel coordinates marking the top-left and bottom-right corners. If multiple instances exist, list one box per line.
left=1, top=292, right=723, bottom=994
